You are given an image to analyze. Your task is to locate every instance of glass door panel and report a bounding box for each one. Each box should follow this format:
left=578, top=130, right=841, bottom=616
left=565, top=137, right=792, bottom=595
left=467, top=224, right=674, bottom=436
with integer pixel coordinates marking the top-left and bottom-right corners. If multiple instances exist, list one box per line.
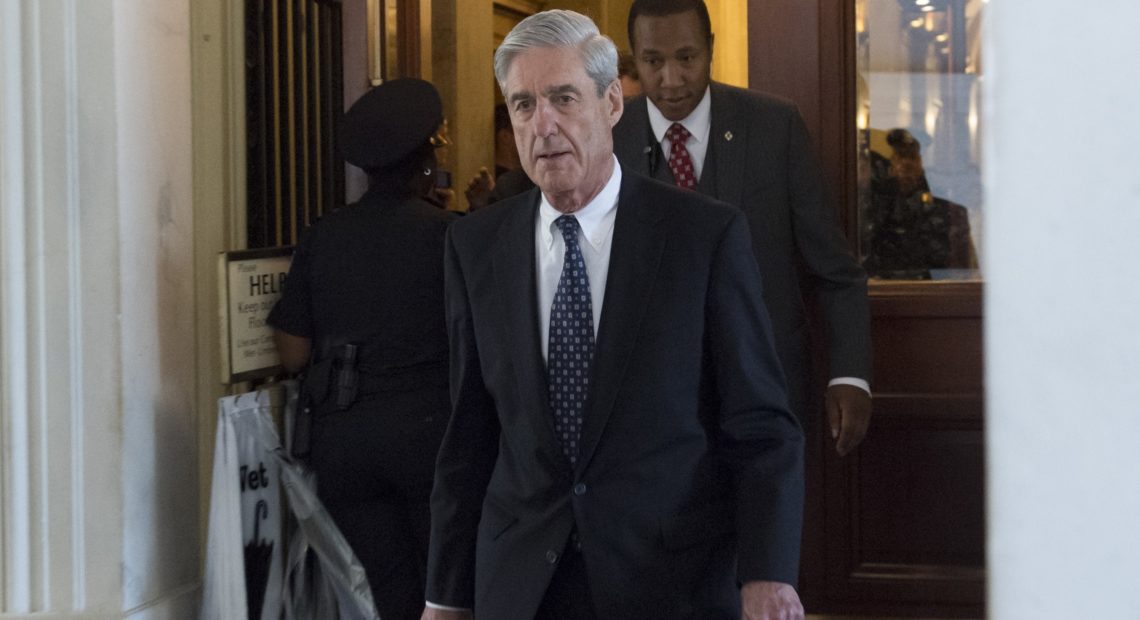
left=856, top=0, right=985, bottom=281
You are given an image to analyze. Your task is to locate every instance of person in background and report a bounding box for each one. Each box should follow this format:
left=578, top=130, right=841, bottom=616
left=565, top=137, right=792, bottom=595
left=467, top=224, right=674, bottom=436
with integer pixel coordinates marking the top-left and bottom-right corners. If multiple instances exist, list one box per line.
left=861, top=127, right=975, bottom=279
left=493, top=102, right=522, bottom=178
left=465, top=103, right=537, bottom=212
left=423, top=10, right=804, bottom=620
left=613, top=0, right=872, bottom=456
left=268, top=78, right=456, bottom=620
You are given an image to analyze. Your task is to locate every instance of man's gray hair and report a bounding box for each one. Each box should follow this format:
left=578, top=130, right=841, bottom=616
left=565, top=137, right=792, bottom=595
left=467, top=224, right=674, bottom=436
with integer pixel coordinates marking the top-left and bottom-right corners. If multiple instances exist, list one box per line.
left=494, top=10, right=619, bottom=97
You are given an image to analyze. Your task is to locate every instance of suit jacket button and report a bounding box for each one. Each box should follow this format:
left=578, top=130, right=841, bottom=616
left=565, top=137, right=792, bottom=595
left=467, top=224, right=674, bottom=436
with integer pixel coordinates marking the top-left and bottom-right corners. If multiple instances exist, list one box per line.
left=546, top=550, right=559, bottom=564
left=573, top=483, right=587, bottom=496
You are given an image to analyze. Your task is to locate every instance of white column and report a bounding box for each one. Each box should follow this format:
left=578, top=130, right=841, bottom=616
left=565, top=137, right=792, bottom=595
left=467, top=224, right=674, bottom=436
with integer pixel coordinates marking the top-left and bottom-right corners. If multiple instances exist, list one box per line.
left=2, top=0, right=123, bottom=614
left=1, top=0, right=33, bottom=606
left=0, top=0, right=122, bottom=610
left=1, top=0, right=199, bottom=616
left=986, top=1, right=1140, bottom=618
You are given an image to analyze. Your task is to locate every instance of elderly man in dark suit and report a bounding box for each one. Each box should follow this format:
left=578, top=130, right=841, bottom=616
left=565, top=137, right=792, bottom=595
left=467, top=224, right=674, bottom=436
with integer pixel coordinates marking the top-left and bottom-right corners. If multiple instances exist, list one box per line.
left=613, top=0, right=873, bottom=456
left=422, top=9, right=805, bottom=620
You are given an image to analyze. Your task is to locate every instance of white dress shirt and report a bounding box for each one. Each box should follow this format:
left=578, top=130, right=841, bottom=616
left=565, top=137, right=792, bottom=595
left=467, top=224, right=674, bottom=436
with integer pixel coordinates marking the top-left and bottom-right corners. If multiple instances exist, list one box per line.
left=645, top=93, right=870, bottom=396
left=647, top=87, right=712, bottom=180
left=536, top=158, right=621, bottom=362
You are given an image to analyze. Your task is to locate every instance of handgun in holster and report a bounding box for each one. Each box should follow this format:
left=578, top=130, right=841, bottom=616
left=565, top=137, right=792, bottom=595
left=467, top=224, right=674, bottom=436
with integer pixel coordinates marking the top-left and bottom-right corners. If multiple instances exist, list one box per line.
left=292, top=341, right=360, bottom=460
left=333, top=343, right=359, bottom=410
left=292, top=387, right=316, bottom=461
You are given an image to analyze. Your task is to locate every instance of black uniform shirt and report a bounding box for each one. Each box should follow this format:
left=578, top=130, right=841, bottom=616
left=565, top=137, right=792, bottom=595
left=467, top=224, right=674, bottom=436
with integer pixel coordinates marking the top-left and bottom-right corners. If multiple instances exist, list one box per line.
left=268, top=190, right=457, bottom=375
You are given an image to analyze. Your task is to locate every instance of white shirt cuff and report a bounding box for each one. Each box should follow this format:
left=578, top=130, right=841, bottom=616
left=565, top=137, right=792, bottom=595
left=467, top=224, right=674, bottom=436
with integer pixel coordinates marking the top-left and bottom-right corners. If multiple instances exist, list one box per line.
left=828, top=376, right=871, bottom=396
left=425, top=601, right=470, bottom=612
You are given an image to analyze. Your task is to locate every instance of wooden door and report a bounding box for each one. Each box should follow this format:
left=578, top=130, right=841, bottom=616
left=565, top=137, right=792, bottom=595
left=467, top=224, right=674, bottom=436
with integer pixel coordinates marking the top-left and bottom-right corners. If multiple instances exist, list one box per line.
left=749, top=2, right=986, bottom=617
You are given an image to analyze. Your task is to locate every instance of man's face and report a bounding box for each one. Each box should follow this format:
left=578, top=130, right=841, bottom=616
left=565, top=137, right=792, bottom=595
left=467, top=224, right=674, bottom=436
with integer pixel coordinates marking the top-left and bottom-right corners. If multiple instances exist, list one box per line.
left=890, top=152, right=924, bottom=192
left=631, top=10, right=713, bottom=121
left=504, top=46, right=623, bottom=211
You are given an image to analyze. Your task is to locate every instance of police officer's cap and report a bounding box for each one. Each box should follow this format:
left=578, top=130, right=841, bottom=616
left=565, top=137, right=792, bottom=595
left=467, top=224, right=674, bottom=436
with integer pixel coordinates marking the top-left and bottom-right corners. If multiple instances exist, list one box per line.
left=339, top=78, right=444, bottom=170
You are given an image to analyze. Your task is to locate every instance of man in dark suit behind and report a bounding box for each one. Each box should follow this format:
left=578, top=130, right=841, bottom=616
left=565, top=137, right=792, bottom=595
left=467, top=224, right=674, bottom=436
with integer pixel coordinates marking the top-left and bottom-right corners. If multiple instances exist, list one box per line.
left=422, top=9, right=805, bottom=620
left=613, top=0, right=873, bottom=456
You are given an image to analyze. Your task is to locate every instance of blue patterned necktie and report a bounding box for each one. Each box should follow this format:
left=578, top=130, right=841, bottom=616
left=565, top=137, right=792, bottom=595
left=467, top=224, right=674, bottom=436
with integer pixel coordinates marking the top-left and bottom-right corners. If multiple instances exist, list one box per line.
left=548, top=215, right=595, bottom=466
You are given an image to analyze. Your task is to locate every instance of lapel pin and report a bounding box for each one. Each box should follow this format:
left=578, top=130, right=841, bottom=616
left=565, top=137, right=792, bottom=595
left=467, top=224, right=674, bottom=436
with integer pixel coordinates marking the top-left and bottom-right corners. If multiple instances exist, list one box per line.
left=724, top=131, right=734, bottom=142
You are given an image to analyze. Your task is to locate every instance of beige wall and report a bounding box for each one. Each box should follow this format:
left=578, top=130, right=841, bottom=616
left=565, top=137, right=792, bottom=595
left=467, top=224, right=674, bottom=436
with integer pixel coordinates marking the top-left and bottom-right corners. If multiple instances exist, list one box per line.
left=190, top=0, right=246, bottom=574
left=708, top=0, right=748, bottom=88
left=431, top=1, right=495, bottom=211
left=543, top=0, right=632, bottom=51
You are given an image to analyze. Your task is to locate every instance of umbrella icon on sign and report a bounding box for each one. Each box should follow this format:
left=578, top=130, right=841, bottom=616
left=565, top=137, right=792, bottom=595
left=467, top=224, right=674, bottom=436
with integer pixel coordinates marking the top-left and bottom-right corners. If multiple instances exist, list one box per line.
left=244, top=499, right=274, bottom=619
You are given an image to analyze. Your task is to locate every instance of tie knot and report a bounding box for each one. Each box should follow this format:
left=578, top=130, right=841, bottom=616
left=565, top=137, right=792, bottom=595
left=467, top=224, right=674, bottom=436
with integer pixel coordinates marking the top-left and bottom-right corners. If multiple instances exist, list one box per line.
left=555, top=215, right=581, bottom=244
left=666, top=122, right=691, bottom=143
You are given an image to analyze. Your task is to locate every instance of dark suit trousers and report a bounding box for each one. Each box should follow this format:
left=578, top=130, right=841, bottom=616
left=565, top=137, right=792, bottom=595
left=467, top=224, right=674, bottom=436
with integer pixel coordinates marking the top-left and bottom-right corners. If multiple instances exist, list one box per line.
left=534, top=536, right=597, bottom=620
left=311, top=387, right=449, bottom=620
left=324, top=498, right=430, bottom=620
left=533, top=539, right=740, bottom=620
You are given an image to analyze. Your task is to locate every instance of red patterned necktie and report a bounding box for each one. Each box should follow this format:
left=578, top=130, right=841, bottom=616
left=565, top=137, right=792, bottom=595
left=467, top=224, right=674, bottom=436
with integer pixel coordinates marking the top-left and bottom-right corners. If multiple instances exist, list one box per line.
left=666, top=122, right=696, bottom=190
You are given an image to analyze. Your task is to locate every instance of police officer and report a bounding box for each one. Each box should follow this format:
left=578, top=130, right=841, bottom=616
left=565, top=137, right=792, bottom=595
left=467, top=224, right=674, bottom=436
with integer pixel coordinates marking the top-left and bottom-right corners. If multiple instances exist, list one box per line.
left=268, top=78, right=456, bottom=620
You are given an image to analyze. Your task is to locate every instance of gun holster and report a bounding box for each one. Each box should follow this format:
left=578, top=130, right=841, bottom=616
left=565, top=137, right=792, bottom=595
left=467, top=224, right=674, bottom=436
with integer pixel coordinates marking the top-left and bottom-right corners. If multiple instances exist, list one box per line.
left=292, top=343, right=361, bottom=460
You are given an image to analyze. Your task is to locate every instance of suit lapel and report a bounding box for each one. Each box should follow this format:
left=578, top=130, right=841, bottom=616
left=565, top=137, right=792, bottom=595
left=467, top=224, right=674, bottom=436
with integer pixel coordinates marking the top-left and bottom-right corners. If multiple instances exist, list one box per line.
left=707, top=83, right=747, bottom=207
left=492, top=192, right=571, bottom=475
left=576, top=174, right=666, bottom=475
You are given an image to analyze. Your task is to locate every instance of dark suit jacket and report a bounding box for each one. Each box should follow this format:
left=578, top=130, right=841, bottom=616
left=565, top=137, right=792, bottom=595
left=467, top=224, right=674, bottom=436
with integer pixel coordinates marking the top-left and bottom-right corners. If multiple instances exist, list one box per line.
left=426, top=169, right=804, bottom=619
left=613, top=83, right=871, bottom=418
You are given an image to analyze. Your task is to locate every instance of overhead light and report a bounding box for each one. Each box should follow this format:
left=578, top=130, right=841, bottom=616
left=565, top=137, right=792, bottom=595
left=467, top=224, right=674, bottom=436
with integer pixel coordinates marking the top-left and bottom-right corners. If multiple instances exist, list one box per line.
left=936, top=33, right=949, bottom=42
left=911, top=17, right=925, bottom=27
left=922, top=5, right=935, bottom=11
left=916, top=0, right=931, bottom=5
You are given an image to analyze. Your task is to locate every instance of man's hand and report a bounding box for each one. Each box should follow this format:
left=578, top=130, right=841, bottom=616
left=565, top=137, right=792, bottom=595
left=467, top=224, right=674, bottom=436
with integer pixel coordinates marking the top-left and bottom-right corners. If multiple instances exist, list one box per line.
left=741, top=581, right=804, bottom=620
left=464, top=167, right=495, bottom=212
left=429, top=187, right=455, bottom=210
left=420, top=608, right=472, bottom=620
left=825, top=383, right=872, bottom=456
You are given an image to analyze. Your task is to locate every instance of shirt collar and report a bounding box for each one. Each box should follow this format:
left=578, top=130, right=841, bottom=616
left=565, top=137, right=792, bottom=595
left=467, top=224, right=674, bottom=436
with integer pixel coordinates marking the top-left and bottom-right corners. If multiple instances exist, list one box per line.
left=646, top=86, right=712, bottom=145
left=539, top=155, right=622, bottom=252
